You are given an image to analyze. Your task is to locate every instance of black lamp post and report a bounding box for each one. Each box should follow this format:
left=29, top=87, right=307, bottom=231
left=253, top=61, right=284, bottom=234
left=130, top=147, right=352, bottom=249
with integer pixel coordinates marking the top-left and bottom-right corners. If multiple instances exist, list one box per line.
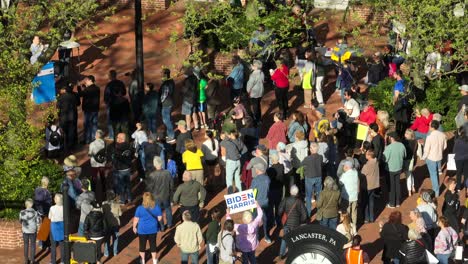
left=135, top=0, right=144, bottom=93
left=62, top=177, right=71, bottom=264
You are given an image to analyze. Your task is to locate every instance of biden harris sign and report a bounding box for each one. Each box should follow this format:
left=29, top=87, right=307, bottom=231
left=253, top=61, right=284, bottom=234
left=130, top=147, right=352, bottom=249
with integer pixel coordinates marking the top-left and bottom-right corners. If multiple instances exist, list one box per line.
left=224, top=189, right=256, bottom=214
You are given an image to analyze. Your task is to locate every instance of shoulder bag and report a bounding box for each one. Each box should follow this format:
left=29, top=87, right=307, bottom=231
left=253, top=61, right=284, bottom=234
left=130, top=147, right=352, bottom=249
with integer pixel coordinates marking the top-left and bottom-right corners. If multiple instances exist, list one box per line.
left=281, top=199, right=298, bottom=225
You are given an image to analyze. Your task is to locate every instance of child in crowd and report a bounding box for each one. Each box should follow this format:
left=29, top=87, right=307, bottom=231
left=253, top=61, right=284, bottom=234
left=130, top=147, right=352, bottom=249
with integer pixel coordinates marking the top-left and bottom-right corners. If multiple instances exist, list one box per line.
left=20, top=198, right=41, bottom=264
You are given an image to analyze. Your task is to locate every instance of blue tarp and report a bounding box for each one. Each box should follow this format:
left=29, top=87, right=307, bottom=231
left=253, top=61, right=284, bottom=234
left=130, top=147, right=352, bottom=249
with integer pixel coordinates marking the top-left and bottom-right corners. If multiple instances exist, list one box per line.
left=32, top=62, right=56, bottom=104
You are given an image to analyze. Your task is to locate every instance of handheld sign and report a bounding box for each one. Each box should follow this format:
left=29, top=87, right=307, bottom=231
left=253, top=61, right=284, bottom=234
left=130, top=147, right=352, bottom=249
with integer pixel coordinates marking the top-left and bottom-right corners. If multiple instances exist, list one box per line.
left=356, top=124, right=369, bottom=141
left=224, top=189, right=256, bottom=214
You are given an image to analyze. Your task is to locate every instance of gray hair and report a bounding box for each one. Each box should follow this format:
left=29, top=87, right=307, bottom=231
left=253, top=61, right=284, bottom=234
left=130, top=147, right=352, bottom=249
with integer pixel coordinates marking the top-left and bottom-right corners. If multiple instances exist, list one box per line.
left=270, top=153, right=279, bottom=164
left=153, top=156, right=163, bottom=169
left=323, top=176, right=338, bottom=191
left=290, top=185, right=299, bottom=196
left=252, top=60, right=262, bottom=69
left=408, top=229, right=422, bottom=241
left=41, top=176, right=49, bottom=188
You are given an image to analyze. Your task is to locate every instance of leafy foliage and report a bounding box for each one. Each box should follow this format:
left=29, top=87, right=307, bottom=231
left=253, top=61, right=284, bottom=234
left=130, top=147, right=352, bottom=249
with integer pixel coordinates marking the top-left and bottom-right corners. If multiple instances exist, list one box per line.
left=368, top=78, right=396, bottom=115
left=0, top=0, right=98, bottom=209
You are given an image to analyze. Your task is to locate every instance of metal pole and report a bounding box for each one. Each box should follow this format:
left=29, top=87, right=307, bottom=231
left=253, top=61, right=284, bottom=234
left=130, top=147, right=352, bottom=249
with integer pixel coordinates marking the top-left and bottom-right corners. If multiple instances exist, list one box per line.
left=62, top=178, right=71, bottom=264
left=135, top=0, right=144, bottom=93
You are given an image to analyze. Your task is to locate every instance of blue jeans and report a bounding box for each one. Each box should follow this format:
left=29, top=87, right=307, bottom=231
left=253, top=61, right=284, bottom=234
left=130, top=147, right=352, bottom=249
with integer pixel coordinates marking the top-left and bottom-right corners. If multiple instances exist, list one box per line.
left=436, top=253, right=450, bottom=264
left=104, top=226, right=119, bottom=256
left=156, top=199, right=173, bottom=229
left=279, top=226, right=290, bottom=257
left=107, top=107, right=114, bottom=139
left=113, top=169, right=132, bottom=203
left=138, top=148, right=146, bottom=172
left=305, top=177, right=322, bottom=217
left=162, top=106, right=174, bottom=139
left=226, top=159, right=242, bottom=194
left=257, top=206, right=271, bottom=241
left=181, top=251, right=199, bottom=264
left=365, top=189, right=376, bottom=222
left=78, top=222, right=84, bottom=236
left=241, top=250, right=256, bottom=264
left=206, top=245, right=218, bottom=264
left=426, top=159, right=440, bottom=196
left=414, top=131, right=427, bottom=140
left=84, top=111, right=98, bottom=144
left=320, top=217, right=338, bottom=229
left=146, top=116, right=157, bottom=134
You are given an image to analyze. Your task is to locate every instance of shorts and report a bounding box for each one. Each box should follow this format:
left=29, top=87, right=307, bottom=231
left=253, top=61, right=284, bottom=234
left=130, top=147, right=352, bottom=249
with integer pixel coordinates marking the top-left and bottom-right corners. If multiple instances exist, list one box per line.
left=198, top=102, right=207, bottom=112
left=181, top=101, right=194, bottom=115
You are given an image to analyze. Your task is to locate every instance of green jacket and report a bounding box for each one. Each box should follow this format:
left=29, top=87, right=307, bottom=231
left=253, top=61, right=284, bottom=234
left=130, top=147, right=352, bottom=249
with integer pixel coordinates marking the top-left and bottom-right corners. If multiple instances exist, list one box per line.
left=316, top=189, right=340, bottom=219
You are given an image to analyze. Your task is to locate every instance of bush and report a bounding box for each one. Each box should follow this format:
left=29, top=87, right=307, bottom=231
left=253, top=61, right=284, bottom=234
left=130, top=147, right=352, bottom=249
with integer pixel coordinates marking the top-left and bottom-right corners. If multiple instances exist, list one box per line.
left=0, top=208, right=21, bottom=220
left=368, top=77, right=395, bottom=115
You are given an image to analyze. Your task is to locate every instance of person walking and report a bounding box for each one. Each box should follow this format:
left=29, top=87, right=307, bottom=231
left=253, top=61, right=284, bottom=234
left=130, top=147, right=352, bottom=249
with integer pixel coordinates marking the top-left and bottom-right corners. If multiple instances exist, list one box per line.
left=160, top=68, right=175, bottom=142
left=246, top=60, right=264, bottom=125
left=422, top=120, right=447, bottom=196
left=133, top=192, right=162, bottom=264
left=317, top=176, right=340, bottom=229
left=77, top=75, right=100, bottom=144
left=302, top=142, right=323, bottom=217
left=145, top=157, right=174, bottom=230
left=174, top=210, right=204, bottom=264
left=173, top=171, right=206, bottom=223
left=361, top=150, right=380, bottom=223
left=20, top=198, right=40, bottom=264
left=270, top=60, right=290, bottom=118
left=83, top=201, right=108, bottom=264
left=339, top=161, right=359, bottom=224
left=384, top=131, right=406, bottom=207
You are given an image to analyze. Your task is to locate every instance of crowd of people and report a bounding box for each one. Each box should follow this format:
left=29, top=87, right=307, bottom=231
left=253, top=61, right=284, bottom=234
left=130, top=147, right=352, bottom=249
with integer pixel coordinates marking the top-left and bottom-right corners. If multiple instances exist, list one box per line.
left=17, top=2, right=468, bottom=264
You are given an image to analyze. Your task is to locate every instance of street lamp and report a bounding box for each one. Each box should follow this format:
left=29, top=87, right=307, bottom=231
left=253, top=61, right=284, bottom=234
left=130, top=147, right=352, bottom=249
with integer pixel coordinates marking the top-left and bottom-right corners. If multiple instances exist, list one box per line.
left=135, top=0, right=144, bottom=94
left=62, top=177, right=71, bottom=264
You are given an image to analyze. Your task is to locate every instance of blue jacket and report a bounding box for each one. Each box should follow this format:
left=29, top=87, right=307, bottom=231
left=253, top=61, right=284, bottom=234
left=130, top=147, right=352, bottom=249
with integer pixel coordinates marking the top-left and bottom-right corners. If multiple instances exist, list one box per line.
left=228, top=63, right=244, bottom=90
left=251, top=174, right=270, bottom=207
left=287, top=121, right=308, bottom=143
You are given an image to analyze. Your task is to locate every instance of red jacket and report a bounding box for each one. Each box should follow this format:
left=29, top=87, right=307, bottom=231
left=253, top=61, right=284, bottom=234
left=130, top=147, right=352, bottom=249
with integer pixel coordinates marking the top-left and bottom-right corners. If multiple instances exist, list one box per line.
left=410, top=114, right=433, bottom=133
left=271, top=64, right=289, bottom=89
left=266, top=121, right=287, bottom=149
left=358, top=106, right=377, bottom=125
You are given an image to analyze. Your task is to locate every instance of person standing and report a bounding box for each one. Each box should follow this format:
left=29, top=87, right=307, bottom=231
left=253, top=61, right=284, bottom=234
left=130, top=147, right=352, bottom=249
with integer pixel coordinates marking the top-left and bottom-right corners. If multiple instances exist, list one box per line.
left=246, top=144, right=269, bottom=179
left=109, top=91, right=131, bottom=141
left=267, top=153, right=285, bottom=226
left=142, top=83, right=160, bottom=134
left=317, top=177, right=340, bottom=229
left=442, top=178, right=460, bottom=231
left=422, top=120, right=447, bottom=196
left=173, top=171, right=206, bottom=223
left=111, top=133, right=134, bottom=204
left=361, top=150, right=380, bottom=223
left=339, top=161, right=359, bottom=224
left=454, top=124, right=468, bottom=191
left=145, top=157, right=174, bottom=230
left=88, top=130, right=107, bottom=203
left=49, top=194, right=65, bottom=264
left=218, top=219, right=236, bottom=264
left=129, top=70, right=144, bottom=123
left=133, top=192, right=162, bottom=264
left=160, top=68, right=175, bottom=142
left=246, top=60, right=265, bottom=125
left=205, top=209, right=221, bottom=264
left=302, top=142, right=323, bottom=217
left=182, top=139, right=205, bottom=185
left=205, top=71, right=221, bottom=129
left=20, top=198, right=40, bottom=264
left=344, top=235, right=370, bottom=264
left=102, top=191, right=122, bottom=258
left=77, top=75, right=100, bottom=144
left=228, top=55, right=244, bottom=101
left=220, top=130, right=247, bottom=194
left=104, top=70, right=126, bottom=140
left=384, top=131, right=406, bottom=207
left=278, top=185, right=308, bottom=258
left=302, top=49, right=316, bottom=109
left=287, top=111, right=308, bottom=143
left=266, top=113, right=287, bottom=151
left=83, top=201, right=108, bottom=264
left=57, top=84, right=80, bottom=151
left=398, top=229, right=428, bottom=264
left=270, top=60, right=290, bottom=119
left=434, top=216, right=458, bottom=264
left=370, top=123, right=385, bottom=163
left=76, top=179, right=95, bottom=236
left=34, top=177, right=52, bottom=249
left=182, top=67, right=200, bottom=131
left=174, top=210, right=204, bottom=264
left=380, top=211, right=409, bottom=264
left=392, top=70, right=409, bottom=137
left=250, top=163, right=272, bottom=243
left=403, top=129, right=418, bottom=196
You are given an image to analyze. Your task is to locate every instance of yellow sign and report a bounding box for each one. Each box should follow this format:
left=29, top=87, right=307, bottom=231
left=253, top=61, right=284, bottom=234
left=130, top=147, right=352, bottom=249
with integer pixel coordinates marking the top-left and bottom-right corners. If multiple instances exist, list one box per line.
left=356, top=124, right=369, bottom=141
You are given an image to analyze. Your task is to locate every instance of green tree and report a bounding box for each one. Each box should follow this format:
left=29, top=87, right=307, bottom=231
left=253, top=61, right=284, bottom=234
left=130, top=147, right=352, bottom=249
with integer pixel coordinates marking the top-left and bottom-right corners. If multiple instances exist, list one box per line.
left=0, top=0, right=98, bottom=213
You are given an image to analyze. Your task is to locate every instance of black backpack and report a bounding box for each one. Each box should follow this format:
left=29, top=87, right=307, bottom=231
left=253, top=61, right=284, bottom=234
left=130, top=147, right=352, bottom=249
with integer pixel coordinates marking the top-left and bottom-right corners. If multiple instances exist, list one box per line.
left=49, top=126, right=61, bottom=147
left=94, top=145, right=107, bottom=164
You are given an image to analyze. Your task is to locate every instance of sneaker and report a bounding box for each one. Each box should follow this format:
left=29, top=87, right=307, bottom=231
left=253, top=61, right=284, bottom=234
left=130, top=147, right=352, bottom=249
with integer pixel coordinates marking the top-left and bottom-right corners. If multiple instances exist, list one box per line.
left=387, top=204, right=395, bottom=208
left=167, top=138, right=176, bottom=144
left=264, top=238, right=272, bottom=244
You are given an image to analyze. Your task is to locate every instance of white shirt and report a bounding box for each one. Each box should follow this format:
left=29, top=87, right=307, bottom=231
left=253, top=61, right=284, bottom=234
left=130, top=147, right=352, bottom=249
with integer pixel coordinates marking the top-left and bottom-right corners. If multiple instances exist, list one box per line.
left=201, top=139, right=219, bottom=161
left=344, top=98, right=360, bottom=118
left=49, top=205, right=64, bottom=222
left=131, top=130, right=148, bottom=149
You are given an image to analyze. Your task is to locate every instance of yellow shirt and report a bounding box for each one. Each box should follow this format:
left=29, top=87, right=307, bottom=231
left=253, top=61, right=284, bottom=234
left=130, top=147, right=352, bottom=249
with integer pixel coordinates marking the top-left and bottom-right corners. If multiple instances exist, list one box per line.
left=182, top=149, right=204, bottom=170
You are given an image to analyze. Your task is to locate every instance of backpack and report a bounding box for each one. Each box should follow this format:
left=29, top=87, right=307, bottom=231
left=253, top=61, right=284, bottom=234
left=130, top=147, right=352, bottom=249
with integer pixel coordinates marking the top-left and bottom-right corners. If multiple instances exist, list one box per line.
left=49, top=126, right=61, bottom=147
left=94, top=145, right=107, bottom=164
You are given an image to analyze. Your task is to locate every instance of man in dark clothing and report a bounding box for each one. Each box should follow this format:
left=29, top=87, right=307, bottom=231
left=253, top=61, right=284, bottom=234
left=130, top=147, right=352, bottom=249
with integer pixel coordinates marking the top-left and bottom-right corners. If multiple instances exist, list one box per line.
left=278, top=185, right=307, bottom=258
left=181, top=67, right=199, bottom=130
left=367, top=52, right=386, bottom=87
left=302, top=142, right=323, bottom=217
left=142, top=134, right=162, bottom=174
left=104, top=70, right=126, bottom=140
left=109, top=93, right=130, bottom=141
left=129, top=70, right=144, bottom=124
left=370, top=123, right=385, bottom=162
left=78, top=75, right=100, bottom=144
left=267, top=153, right=285, bottom=226
left=145, top=156, right=173, bottom=230
left=111, top=133, right=134, bottom=204
left=57, top=84, right=80, bottom=151
left=160, top=68, right=175, bottom=142
left=142, top=82, right=160, bottom=134
left=251, top=163, right=271, bottom=243
left=173, top=171, right=206, bottom=223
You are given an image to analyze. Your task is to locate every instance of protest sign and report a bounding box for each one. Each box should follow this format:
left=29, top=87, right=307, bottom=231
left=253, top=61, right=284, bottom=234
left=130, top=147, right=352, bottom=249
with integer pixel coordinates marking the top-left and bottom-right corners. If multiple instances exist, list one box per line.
left=356, top=124, right=369, bottom=141
left=447, top=154, right=457, bottom=171
left=32, top=62, right=56, bottom=104
left=224, top=189, right=256, bottom=214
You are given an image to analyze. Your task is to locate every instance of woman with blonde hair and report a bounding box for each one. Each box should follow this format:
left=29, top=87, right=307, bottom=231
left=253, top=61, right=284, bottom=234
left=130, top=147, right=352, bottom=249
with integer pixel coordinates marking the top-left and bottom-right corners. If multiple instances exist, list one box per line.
left=34, top=176, right=52, bottom=249
left=49, top=193, right=64, bottom=264
left=336, top=210, right=356, bottom=243
left=133, top=192, right=162, bottom=264
left=376, top=110, right=389, bottom=138
left=403, top=129, right=419, bottom=196
left=182, top=139, right=205, bottom=185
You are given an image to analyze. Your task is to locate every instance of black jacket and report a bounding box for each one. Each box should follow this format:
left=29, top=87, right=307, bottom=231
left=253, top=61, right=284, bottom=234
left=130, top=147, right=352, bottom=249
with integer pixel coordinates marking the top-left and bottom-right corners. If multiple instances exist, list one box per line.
left=145, top=170, right=173, bottom=202
left=371, top=134, right=385, bottom=162
left=112, top=142, right=133, bottom=170
left=142, top=142, right=162, bottom=172
left=381, top=223, right=409, bottom=260
left=104, top=79, right=126, bottom=106
left=109, top=96, right=130, bottom=122
left=182, top=74, right=198, bottom=104
left=57, top=92, right=80, bottom=122
left=78, top=84, right=100, bottom=113
left=399, top=240, right=427, bottom=264
left=84, top=210, right=108, bottom=238
left=278, top=197, right=307, bottom=229
left=367, top=61, right=386, bottom=85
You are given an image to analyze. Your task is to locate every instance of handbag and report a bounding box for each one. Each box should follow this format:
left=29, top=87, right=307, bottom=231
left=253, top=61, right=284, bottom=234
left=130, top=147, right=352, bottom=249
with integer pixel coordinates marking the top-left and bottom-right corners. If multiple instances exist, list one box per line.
left=37, top=216, right=51, bottom=241
left=281, top=200, right=298, bottom=225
